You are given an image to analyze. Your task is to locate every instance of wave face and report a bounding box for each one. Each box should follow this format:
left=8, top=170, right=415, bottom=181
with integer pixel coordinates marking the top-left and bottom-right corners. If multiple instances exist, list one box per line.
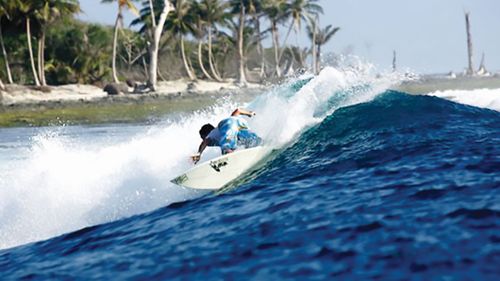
left=1, top=68, right=499, bottom=280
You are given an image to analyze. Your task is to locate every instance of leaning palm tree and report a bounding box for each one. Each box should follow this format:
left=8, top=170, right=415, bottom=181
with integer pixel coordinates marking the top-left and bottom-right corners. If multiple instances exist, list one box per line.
left=34, top=0, right=80, bottom=85
left=262, top=0, right=287, bottom=77
left=190, top=1, right=212, bottom=80
left=307, top=23, right=339, bottom=74
left=165, top=0, right=196, bottom=80
left=102, top=0, right=139, bottom=83
left=17, top=0, right=40, bottom=86
left=0, top=0, right=15, bottom=84
left=245, top=0, right=265, bottom=79
left=198, top=0, right=228, bottom=81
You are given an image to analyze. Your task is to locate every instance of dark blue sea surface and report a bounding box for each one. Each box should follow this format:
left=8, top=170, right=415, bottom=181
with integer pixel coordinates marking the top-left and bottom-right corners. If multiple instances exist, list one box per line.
left=1, top=91, right=499, bottom=280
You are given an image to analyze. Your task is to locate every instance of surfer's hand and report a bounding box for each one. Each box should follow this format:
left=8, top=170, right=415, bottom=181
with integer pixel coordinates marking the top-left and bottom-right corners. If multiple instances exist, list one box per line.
left=250, top=111, right=256, bottom=117
left=191, top=154, right=201, bottom=164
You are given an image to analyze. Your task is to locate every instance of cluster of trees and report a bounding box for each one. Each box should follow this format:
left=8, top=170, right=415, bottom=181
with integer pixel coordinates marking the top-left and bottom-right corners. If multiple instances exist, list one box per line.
left=0, top=0, right=340, bottom=91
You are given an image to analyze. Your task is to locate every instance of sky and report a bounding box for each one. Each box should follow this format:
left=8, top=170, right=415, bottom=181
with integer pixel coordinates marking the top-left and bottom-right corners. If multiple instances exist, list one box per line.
left=78, top=0, right=500, bottom=74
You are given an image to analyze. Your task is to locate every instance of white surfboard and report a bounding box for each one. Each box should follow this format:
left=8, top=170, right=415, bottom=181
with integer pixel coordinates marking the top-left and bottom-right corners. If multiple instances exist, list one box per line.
left=171, top=146, right=273, bottom=190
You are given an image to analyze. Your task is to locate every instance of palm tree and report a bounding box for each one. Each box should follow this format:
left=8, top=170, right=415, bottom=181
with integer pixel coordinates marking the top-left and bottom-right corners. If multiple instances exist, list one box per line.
left=190, top=1, right=212, bottom=80
left=307, top=23, right=339, bottom=74
left=288, top=45, right=308, bottom=70
left=102, top=0, right=139, bottom=83
left=34, top=0, right=80, bottom=85
left=262, top=0, right=286, bottom=77
left=229, top=0, right=251, bottom=85
left=165, top=0, right=196, bottom=80
left=279, top=0, right=322, bottom=64
left=246, top=0, right=265, bottom=79
left=0, top=0, right=14, bottom=84
left=16, top=0, right=41, bottom=86
left=198, top=0, right=228, bottom=81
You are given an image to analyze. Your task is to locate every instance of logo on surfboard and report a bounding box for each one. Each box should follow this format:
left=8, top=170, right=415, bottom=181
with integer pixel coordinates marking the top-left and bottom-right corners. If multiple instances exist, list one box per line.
left=210, top=158, right=228, bottom=172
left=172, top=174, right=188, bottom=185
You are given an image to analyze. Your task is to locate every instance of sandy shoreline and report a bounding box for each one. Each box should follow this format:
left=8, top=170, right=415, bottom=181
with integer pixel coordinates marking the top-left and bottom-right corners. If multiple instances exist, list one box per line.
left=0, top=79, right=266, bottom=127
left=4, top=75, right=500, bottom=107
left=0, top=79, right=263, bottom=108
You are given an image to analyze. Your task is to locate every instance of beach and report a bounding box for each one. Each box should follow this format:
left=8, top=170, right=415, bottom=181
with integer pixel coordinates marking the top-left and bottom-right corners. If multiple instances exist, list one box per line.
left=0, top=80, right=265, bottom=127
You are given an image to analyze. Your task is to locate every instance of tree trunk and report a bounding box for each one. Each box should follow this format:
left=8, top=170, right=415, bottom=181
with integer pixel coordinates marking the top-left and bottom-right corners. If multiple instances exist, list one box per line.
left=236, top=3, right=247, bottom=85
left=211, top=51, right=223, bottom=79
left=0, top=23, right=13, bottom=84
left=253, top=14, right=265, bottom=79
left=42, top=32, right=46, bottom=85
left=187, top=54, right=196, bottom=79
left=197, top=40, right=212, bottom=80
left=142, top=56, right=149, bottom=79
left=278, top=19, right=294, bottom=65
left=38, top=31, right=47, bottom=86
left=316, top=44, right=321, bottom=74
left=465, top=12, right=474, bottom=76
left=311, top=21, right=317, bottom=74
left=0, top=77, right=4, bottom=90
left=180, top=35, right=195, bottom=80
left=26, top=18, right=40, bottom=86
left=112, top=9, right=122, bottom=83
left=37, top=35, right=42, bottom=82
left=271, top=21, right=281, bottom=77
left=148, top=0, right=172, bottom=91
left=207, top=27, right=223, bottom=81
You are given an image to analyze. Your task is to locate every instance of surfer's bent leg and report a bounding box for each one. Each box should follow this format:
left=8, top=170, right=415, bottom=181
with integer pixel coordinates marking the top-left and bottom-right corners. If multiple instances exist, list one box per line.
left=220, top=135, right=238, bottom=154
left=237, top=129, right=262, bottom=148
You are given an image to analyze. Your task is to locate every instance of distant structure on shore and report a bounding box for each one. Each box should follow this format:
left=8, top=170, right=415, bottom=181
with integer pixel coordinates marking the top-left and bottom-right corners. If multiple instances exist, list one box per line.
left=465, top=12, right=474, bottom=76
left=477, top=53, right=489, bottom=76
left=463, top=12, right=490, bottom=77
left=392, top=50, right=397, bottom=72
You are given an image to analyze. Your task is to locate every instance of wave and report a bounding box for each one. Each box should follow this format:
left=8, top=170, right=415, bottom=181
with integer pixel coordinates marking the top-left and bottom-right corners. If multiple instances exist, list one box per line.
left=0, top=64, right=402, bottom=250
left=250, top=90, right=499, bottom=189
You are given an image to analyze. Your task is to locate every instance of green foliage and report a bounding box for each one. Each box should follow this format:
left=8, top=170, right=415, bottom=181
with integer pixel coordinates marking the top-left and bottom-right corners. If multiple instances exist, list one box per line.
left=44, top=19, right=113, bottom=84
left=307, top=23, right=340, bottom=46
left=0, top=0, right=331, bottom=86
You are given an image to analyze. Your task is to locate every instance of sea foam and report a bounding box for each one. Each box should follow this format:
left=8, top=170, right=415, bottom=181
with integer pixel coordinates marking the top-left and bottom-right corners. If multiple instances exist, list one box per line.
left=428, top=88, right=500, bottom=112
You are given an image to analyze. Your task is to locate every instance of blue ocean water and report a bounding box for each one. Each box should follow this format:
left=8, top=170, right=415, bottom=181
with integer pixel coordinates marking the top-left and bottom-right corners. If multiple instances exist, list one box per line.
left=1, top=72, right=499, bottom=280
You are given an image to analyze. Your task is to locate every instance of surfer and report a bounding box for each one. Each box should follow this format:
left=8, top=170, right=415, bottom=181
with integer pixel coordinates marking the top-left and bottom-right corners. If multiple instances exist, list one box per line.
left=192, top=108, right=261, bottom=164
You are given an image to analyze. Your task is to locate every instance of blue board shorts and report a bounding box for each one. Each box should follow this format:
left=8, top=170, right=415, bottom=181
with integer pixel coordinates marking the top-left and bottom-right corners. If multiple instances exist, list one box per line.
left=217, top=117, right=261, bottom=154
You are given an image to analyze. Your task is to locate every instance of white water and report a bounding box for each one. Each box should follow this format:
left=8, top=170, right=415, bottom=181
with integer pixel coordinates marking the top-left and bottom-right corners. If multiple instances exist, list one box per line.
left=428, top=88, right=500, bottom=112
left=0, top=65, right=397, bottom=250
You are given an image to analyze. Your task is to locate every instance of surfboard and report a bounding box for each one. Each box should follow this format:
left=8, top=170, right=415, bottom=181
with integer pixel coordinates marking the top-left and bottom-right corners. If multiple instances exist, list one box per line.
left=171, top=146, right=273, bottom=190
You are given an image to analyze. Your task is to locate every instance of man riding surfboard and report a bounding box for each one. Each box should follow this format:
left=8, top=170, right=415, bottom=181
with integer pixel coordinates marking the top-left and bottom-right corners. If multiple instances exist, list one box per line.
left=191, top=108, right=262, bottom=164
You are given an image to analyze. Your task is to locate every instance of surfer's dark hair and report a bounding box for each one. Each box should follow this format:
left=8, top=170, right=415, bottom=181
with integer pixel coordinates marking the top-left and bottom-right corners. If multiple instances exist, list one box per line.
left=199, top=124, right=215, bottom=139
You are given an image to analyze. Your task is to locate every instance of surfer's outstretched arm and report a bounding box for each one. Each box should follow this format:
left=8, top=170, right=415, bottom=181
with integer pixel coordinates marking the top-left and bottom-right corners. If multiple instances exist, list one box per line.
left=192, top=139, right=209, bottom=164
left=231, top=108, right=256, bottom=117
